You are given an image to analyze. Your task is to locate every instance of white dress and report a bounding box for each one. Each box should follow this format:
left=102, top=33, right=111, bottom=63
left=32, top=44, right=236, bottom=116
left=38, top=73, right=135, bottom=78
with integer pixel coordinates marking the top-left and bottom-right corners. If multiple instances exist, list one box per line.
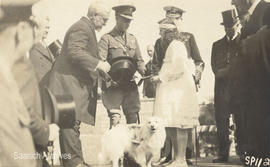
left=153, top=40, right=199, bottom=128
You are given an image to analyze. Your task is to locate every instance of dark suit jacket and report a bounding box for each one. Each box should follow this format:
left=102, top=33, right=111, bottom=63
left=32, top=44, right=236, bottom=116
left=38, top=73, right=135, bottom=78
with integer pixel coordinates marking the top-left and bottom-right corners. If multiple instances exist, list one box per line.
left=30, top=42, right=54, bottom=82
left=45, top=17, right=99, bottom=125
left=143, top=60, right=156, bottom=98
left=211, top=35, right=241, bottom=103
left=242, top=27, right=270, bottom=100
left=241, top=0, right=270, bottom=39
left=152, top=32, right=204, bottom=75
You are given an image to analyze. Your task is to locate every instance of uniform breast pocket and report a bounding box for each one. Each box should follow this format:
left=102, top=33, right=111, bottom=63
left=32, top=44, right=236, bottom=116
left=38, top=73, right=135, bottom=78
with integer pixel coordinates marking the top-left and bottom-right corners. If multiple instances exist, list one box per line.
left=127, top=44, right=136, bottom=57
left=108, top=43, right=125, bottom=58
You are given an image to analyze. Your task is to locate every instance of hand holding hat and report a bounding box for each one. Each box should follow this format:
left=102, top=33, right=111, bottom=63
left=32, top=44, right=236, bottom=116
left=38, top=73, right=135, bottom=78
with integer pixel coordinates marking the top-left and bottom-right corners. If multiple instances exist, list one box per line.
left=97, top=61, right=111, bottom=73
left=48, top=123, right=59, bottom=141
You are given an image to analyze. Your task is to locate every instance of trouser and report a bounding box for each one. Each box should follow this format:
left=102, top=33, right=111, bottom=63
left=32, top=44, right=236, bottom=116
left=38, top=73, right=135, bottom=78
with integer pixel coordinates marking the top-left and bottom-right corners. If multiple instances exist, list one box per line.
left=246, top=100, right=270, bottom=158
left=102, top=83, right=140, bottom=125
left=59, top=120, right=84, bottom=167
left=231, top=103, right=249, bottom=156
left=215, top=96, right=230, bottom=158
left=160, top=127, right=173, bottom=159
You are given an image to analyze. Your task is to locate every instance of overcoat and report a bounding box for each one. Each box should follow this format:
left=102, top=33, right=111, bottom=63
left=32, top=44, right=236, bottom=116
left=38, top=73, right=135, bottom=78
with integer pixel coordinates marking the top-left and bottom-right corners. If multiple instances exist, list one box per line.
left=45, top=17, right=99, bottom=125
left=30, top=42, right=54, bottom=82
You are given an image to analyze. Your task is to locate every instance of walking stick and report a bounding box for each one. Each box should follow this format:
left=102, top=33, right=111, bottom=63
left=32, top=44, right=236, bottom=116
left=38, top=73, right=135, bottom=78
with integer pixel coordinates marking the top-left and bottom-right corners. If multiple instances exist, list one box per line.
left=195, top=126, right=198, bottom=166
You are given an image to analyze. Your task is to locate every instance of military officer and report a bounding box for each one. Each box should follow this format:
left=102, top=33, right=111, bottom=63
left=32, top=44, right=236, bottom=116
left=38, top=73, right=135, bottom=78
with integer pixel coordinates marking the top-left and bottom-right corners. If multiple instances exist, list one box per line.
left=98, top=1, right=145, bottom=127
left=211, top=9, right=243, bottom=163
left=151, top=5, right=204, bottom=166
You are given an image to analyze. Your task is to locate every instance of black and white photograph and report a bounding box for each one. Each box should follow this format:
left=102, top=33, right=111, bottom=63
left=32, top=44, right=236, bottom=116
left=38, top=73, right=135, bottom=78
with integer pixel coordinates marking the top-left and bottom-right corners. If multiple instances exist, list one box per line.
left=0, top=0, right=270, bottom=167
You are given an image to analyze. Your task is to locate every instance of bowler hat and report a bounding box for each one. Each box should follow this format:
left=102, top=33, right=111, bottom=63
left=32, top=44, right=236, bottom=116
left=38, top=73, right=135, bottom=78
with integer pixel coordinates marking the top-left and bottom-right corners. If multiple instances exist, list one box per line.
left=221, top=9, right=239, bottom=27
left=42, top=87, right=76, bottom=129
left=48, top=39, right=62, bottom=58
left=108, top=56, right=137, bottom=84
left=112, top=0, right=136, bottom=20
left=0, top=0, right=40, bottom=23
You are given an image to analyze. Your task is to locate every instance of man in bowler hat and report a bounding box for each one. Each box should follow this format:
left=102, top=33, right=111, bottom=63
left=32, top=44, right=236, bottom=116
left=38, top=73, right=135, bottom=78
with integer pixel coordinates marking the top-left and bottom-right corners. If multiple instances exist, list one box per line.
left=211, top=9, right=243, bottom=163
left=98, top=0, right=145, bottom=127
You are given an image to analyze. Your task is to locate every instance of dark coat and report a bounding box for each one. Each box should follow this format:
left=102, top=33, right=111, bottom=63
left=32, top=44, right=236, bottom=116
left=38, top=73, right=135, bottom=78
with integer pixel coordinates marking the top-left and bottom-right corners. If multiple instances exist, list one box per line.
left=30, top=42, right=54, bottom=82
left=152, top=32, right=204, bottom=75
left=211, top=35, right=241, bottom=104
left=241, top=0, right=270, bottom=39
left=143, top=60, right=156, bottom=98
left=242, top=27, right=270, bottom=101
left=45, top=17, right=99, bottom=125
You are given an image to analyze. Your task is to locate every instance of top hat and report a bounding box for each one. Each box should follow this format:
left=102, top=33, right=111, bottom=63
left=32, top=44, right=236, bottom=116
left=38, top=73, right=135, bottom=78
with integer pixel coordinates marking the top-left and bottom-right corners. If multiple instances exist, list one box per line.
left=42, top=87, right=76, bottom=129
left=112, top=0, right=136, bottom=20
left=164, top=6, right=185, bottom=19
left=0, top=0, right=40, bottom=23
left=221, top=9, right=239, bottom=27
left=108, top=56, right=137, bottom=84
left=48, top=39, right=62, bottom=58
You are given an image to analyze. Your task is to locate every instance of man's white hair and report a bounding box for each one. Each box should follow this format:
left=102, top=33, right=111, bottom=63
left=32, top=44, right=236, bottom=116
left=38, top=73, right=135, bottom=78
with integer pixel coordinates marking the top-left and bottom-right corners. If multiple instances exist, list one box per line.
left=88, top=0, right=111, bottom=18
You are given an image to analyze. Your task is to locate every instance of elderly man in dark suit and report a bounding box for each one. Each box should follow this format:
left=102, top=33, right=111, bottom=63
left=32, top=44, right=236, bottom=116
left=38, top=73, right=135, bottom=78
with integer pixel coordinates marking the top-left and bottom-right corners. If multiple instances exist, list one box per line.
left=211, top=9, right=243, bottom=163
left=151, top=5, right=204, bottom=166
left=30, top=16, right=55, bottom=82
left=45, top=1, right=111, bottom=167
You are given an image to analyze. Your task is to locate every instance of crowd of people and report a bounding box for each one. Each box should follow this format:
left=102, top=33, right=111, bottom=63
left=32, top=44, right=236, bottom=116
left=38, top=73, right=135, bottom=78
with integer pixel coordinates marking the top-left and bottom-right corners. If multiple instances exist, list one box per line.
left=0, top=0, right=269, bottom=167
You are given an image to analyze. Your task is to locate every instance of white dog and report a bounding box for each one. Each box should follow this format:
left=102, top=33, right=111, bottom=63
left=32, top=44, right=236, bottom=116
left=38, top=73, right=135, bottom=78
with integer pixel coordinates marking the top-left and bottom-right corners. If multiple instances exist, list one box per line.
left=99, top=117, right=166, bottom=167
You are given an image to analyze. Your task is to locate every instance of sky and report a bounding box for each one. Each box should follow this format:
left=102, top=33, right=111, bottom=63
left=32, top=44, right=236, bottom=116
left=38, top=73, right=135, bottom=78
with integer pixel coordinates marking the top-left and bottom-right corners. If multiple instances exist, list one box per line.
left=33, top=0, right=235, bottom=102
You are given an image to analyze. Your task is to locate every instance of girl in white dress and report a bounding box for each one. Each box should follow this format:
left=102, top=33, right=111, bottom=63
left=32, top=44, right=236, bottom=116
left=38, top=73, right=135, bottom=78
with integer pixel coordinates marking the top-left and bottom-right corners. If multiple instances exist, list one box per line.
left=152, top=22, right=199, bottom=167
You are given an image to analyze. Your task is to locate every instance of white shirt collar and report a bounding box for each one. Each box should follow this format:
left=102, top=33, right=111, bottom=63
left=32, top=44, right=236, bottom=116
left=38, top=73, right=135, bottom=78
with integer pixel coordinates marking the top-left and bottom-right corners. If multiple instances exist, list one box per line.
left=248, top=0, right=261, bottom=15
left=226, top=32, right=239, bottom=41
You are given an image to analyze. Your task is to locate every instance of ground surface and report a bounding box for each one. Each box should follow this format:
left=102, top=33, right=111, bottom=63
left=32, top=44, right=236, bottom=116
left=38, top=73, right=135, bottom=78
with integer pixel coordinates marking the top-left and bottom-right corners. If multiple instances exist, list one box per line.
left=75, top=99, right=243, bottom=167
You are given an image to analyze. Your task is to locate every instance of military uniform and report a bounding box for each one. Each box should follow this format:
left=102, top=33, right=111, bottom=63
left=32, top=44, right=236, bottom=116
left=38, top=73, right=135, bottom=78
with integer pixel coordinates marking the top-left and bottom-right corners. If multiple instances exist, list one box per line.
left=99, top=27, right=145, bottom=125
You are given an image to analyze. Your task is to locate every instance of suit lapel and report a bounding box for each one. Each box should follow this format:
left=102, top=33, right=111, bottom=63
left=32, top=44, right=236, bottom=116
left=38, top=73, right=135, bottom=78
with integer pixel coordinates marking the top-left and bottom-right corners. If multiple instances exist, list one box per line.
left=34, top=42, right=54, bottom=63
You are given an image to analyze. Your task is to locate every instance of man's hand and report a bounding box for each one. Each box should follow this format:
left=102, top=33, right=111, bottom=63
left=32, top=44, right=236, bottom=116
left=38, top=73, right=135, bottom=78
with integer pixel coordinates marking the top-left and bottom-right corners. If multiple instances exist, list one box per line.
left=96, top=61, right=111, bottom=73
left=49, top=124, right=60, bottom=141
left=150, top=75, right=161, bottom=83
left=97, top=87, right=102, bottom=98
left=194, top=69, right=202, bottom=84
left=138, top=66, right=146, bottom=76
